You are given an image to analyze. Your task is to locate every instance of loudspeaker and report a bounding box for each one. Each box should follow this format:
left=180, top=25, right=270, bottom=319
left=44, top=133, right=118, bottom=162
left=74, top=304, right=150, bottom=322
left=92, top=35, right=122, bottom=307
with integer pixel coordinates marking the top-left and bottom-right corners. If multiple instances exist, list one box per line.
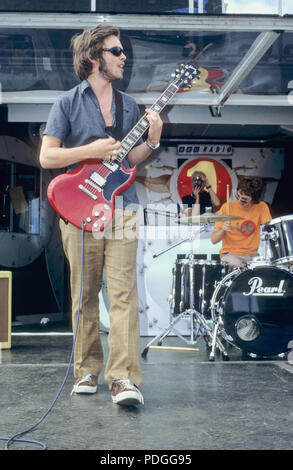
left=0, top=271, right=12, bottom=349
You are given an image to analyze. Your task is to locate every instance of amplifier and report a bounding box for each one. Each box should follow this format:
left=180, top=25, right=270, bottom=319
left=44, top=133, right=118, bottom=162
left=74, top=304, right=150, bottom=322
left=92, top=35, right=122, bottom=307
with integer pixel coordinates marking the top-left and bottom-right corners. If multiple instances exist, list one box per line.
left=0, top=271, right=12, bottom=349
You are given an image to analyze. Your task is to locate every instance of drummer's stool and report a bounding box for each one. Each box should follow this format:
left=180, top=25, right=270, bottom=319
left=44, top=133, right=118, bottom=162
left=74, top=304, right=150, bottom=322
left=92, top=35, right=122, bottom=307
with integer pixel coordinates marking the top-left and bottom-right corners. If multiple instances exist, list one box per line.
left=0, top=271, right=12, bottom=350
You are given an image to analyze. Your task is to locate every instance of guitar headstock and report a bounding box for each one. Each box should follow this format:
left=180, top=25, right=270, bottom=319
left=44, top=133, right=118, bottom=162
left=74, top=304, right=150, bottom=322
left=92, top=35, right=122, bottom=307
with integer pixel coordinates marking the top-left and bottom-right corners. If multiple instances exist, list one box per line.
left=171, top=64, right=200, bottom=89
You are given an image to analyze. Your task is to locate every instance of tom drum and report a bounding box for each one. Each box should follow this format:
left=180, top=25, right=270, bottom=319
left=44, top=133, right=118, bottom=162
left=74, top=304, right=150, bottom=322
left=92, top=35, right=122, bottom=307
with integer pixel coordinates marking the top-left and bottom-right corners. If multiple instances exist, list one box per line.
left=264, top=215, right=293, bottom=268
left=171, top=258, right=228, bottom=318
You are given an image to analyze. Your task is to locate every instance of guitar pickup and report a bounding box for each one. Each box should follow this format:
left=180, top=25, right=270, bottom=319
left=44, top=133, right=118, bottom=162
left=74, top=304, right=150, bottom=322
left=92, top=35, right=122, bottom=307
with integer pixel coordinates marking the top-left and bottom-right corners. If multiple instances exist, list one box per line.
left=102, top=161, right=119, bottom=172
left=89, top=171, right=106, bottom=187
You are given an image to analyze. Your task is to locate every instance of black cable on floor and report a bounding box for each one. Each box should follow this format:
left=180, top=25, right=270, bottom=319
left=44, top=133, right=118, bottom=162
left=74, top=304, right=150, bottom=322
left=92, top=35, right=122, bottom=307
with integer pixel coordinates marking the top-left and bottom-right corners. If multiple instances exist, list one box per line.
left=0, top=221, right=85, bottom=450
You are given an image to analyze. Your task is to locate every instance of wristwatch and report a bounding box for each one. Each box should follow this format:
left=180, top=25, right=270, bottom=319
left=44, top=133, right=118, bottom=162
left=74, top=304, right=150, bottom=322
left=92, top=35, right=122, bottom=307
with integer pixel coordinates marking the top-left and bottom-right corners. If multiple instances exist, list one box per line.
left=145, top=139, right=160, bottom=150
left=206, top=185, right=212, bottom=190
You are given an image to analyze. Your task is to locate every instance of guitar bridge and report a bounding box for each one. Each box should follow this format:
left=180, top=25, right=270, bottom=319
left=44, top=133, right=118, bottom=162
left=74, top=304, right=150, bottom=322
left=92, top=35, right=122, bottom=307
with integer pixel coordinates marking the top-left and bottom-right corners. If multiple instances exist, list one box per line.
left=78, top=184, right=98, bottom=200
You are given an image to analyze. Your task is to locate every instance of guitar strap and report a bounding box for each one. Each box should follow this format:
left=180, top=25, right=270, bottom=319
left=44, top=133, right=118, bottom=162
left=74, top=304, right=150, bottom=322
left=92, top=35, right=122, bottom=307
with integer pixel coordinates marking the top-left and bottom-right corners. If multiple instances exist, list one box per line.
left=105, top=87, right=124, bottom=141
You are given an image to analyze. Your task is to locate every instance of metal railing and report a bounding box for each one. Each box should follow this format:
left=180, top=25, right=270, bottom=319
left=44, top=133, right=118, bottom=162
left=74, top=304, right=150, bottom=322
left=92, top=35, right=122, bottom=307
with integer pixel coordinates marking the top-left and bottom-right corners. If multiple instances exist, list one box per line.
left=0, top=1, right=289, bottom=15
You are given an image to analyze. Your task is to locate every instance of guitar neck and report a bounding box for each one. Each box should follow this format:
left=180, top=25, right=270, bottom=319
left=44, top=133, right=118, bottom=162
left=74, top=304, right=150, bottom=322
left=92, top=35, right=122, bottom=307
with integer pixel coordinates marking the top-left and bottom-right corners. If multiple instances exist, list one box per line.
left=116, top=81, right=179, bottom=163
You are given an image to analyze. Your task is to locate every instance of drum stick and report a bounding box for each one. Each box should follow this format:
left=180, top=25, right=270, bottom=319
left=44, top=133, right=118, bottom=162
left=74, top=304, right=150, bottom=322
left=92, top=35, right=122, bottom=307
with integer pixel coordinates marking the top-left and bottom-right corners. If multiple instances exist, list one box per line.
left=226, top=184, right=230, bottom=215
left=149, top=346, right=199, bottom=352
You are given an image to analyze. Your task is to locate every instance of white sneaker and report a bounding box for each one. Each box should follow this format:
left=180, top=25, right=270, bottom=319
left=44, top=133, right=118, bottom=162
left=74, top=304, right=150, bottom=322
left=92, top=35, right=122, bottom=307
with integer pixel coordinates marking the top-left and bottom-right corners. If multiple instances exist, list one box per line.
left=110, top=379, right=144, bottom=406
left=71, top=374, right=98, bottom=395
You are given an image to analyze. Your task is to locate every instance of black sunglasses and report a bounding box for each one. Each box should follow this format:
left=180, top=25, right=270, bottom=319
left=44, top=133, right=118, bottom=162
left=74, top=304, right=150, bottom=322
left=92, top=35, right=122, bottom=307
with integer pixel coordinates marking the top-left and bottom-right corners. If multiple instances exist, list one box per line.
left=102, top=46, right=125, bottom=57
left=236, top=191, right=251, bottom=203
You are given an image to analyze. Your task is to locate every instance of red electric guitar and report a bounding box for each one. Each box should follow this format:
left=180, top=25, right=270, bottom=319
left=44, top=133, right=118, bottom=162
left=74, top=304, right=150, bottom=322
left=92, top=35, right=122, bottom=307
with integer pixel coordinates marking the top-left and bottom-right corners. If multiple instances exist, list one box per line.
left=47, top=64, right=200, bottom=232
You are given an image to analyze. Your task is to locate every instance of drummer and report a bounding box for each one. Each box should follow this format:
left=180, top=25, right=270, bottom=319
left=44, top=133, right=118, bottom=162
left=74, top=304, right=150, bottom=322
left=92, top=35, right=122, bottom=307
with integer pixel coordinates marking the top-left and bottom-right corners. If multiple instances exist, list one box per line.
left=182, top=170, right=221, bottom=216
left=211, top=176, right=272, bottom=269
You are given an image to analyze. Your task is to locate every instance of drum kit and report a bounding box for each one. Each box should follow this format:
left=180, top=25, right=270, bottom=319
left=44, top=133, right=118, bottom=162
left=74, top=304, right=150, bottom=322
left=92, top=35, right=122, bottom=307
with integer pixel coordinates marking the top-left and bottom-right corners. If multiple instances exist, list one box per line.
left=141, top=213, right=293, bottom=361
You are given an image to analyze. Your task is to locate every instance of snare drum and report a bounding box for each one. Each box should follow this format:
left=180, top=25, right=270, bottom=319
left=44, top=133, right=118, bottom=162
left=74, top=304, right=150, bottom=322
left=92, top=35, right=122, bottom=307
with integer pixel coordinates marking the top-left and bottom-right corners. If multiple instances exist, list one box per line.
left=211, top=265, right=293, bottom=357
left=170, top=258, right=228, bottom=317
left=264, top=215, right=293, bottom=267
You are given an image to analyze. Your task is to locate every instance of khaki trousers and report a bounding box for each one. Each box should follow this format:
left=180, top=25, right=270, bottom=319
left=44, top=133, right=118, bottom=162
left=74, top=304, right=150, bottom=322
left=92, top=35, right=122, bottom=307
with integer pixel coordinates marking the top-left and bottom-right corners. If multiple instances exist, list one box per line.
left=59, top=211, right=142, bottom=387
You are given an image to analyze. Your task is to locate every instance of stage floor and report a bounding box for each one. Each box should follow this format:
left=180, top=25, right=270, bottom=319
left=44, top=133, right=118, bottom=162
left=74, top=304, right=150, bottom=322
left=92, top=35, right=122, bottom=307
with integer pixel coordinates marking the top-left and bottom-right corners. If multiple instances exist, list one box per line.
left=0, top=329, right=292, bottom=451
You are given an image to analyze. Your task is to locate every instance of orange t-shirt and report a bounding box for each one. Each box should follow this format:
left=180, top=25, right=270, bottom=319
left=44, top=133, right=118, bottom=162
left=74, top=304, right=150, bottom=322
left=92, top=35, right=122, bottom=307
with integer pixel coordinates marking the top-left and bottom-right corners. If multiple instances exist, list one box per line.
left=214, top=200, right=271, bottom=255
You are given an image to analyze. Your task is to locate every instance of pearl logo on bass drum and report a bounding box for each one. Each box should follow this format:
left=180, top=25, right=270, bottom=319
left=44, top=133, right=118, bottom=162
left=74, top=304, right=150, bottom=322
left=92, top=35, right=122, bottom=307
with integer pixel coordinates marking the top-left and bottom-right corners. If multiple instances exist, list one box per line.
left=243, top=276, right=286, bottom=297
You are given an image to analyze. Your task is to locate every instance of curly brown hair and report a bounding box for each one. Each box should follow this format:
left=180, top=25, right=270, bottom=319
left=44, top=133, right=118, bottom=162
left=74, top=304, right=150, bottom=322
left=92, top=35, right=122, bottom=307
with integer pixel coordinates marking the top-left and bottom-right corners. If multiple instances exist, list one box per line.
left=71, top=25, right=120, bottom=81
left=237, top=176, right=263, bottom=203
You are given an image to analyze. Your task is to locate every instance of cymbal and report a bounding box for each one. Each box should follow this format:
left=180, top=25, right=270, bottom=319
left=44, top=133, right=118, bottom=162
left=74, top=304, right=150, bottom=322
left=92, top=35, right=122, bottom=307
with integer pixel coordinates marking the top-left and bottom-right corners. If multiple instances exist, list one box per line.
left=175, top=213, right=244, bottom=225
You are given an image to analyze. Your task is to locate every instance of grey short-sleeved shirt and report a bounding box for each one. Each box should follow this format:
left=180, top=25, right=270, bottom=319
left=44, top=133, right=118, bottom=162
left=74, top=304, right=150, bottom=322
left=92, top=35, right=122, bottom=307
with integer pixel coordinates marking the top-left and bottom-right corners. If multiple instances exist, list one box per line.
left=44, top=80, right=142, bottom=207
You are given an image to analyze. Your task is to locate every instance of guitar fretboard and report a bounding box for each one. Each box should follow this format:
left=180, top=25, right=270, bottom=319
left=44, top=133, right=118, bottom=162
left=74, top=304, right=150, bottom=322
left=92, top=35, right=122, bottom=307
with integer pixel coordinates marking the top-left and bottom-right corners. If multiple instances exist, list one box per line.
left=117, top=82, right=179, bottom=162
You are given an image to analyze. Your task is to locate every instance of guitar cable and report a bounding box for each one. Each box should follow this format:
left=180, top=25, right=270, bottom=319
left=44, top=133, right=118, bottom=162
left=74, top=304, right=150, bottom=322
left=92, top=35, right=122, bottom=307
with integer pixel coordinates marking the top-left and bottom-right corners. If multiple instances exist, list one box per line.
left=0, top=221, right=86, bottom=450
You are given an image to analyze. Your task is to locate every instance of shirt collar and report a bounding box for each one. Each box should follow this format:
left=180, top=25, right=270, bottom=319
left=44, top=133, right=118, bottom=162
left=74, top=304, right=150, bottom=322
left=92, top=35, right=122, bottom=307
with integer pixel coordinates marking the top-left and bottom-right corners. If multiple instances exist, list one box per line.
left=80, top=80, right=91, bottom=94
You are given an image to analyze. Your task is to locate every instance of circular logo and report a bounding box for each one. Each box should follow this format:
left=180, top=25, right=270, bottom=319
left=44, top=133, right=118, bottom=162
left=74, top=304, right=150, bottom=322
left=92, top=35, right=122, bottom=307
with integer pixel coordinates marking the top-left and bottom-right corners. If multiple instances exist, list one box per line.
left=177, top=157, right=232, bottom=205
left=240, top=220, right=257, bottom=237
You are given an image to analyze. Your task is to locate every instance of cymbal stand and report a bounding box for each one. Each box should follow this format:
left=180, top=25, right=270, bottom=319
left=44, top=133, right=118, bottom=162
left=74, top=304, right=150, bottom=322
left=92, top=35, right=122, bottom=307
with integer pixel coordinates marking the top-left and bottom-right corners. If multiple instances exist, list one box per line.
left=152, top=224, right=206, bottom=259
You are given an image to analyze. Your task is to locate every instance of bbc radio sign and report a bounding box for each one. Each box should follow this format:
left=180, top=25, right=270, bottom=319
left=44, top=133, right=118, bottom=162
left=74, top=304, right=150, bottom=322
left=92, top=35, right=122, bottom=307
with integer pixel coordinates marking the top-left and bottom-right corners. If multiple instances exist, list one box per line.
left=177, top=144, right=233, bottom=156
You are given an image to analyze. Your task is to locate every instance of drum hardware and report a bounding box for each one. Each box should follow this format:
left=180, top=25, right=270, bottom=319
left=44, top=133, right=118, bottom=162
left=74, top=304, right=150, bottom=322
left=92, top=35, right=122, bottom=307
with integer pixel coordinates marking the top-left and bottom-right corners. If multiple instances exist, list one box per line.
left=246, top=256, right=271, bottom=268
left=144, top=208, right=177, bottom=221
left=145, top=207, right=205, bottom=259
left=142, top=214, right=236, bottom=359
left=260, top=230, right=274, bottom=263
left=141, top=298, right=230, bottom=359
left=152, top=225, right=206, bottom=259
left=142, top=229, right=230, bottom=358
left=268, top=229, right=279, bottom=242
left=209, top=269, right=241, bottom=361
left=152, top=232, right=201, bottom=259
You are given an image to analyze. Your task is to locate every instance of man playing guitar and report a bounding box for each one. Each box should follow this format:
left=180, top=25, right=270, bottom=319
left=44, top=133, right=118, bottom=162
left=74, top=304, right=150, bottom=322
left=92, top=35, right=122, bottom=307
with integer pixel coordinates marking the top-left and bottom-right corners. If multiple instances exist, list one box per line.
left=40, top=25, right=163, bottom=406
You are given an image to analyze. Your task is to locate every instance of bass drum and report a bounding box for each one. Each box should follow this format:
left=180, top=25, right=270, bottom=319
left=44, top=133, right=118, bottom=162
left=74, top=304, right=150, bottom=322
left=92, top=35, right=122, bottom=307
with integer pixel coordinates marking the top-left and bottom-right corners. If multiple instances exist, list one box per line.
left=220, top=265, right=293, bottom=357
